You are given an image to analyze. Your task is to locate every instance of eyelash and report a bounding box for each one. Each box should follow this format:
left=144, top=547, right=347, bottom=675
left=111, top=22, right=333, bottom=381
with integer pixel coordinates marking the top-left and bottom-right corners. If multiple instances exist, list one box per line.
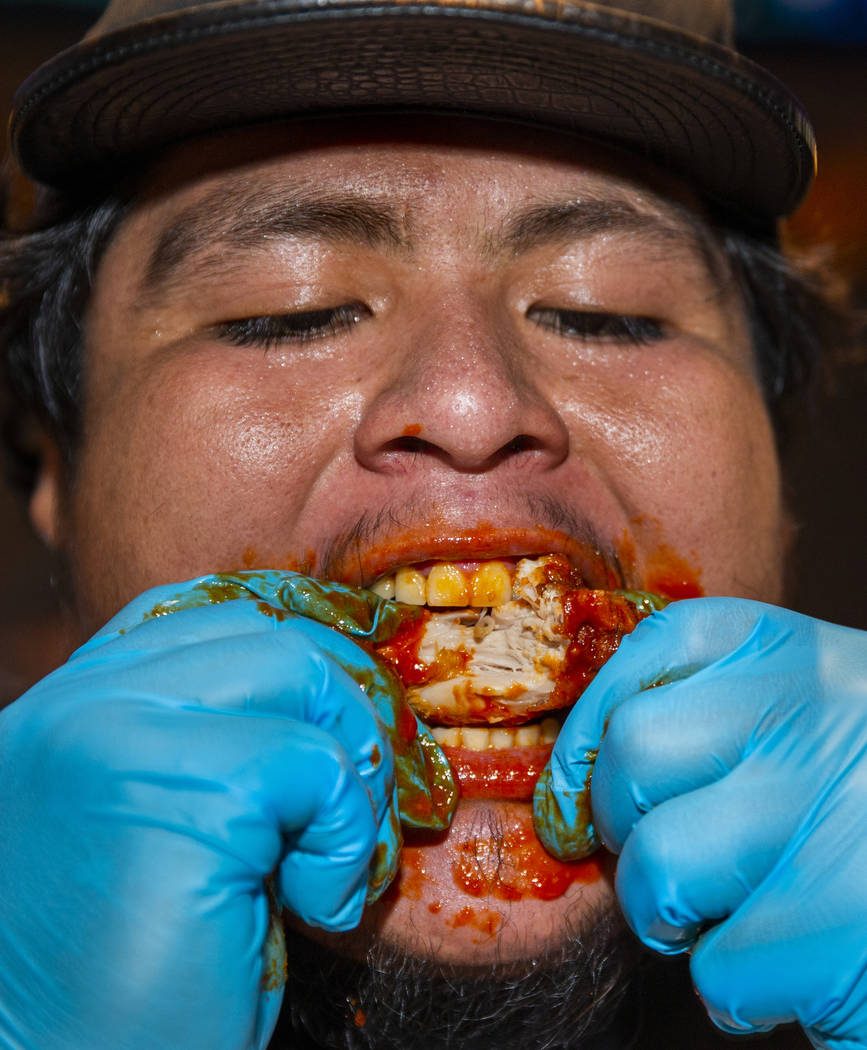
left=528, top=307, right=665, bottom=345
left=217, top=303, right=370, bottom=348
left=215, top=304, right=664, bottom=349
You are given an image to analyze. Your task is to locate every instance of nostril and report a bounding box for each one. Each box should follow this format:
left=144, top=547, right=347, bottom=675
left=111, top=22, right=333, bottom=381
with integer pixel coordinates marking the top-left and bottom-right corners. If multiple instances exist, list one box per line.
left=383, top=435, right=431, bottom=455
left=503, top=434, right=546, bottom=455
left=355, top=377, right=570, bottom=473
left=376, top=431, right=555, bottom=468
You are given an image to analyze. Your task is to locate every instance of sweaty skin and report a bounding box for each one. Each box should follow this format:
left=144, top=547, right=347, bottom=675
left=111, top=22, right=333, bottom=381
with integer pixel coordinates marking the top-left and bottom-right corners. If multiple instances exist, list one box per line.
left=32, top=116, right=787, bottom=967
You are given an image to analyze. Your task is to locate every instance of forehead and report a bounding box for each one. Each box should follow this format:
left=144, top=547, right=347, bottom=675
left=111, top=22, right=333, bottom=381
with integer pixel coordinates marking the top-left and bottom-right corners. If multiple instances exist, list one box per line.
left=128, top=115, right=718, bottom=259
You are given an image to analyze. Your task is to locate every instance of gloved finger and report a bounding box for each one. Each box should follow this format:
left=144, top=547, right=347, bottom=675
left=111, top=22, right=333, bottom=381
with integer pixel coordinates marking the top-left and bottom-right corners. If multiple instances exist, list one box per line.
left=366, top=786, right=403, bottom=902
left=689, top=790, right=867, bottom=1041
left=233, top=572, right=466, bottom=826
left=79, top=577, right=457, bottom=834
left=83, top=570, right=413, bottom=649
left=217, top=570, right=412, bottom=643
left=102, top=617, right=405, bottom=898
left=39, top=688, right=383, bottom=931
left=690, top=886, right=823, bottom=1036
left=180, top=707, right=382, bottom=930
left=150, top=571, right=459, bottom=830
left=261, top=611, right=457, bottom=833
left=587, top=596, right=818, bottom=689
left=98, top=628, right=394, bottom=827
left=534, top=597, right=806, bottom=859
left=533, top=603, right=702, bottom=859
left=78, top=580, right=393, bottom=656
left=266, top=724, right=380, bottom=930
left=613, top=766, right=796, bottom=954
left=257, top=897, right=288, bottom=1046
left=79, top=575, right=258, bottom=644
left=589, top=673, right=768, bottom=853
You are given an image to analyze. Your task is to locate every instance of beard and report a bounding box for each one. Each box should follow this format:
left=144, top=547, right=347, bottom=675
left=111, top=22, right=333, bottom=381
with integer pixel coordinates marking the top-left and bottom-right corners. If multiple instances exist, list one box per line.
left=269, top=903, right=644, bottom=1050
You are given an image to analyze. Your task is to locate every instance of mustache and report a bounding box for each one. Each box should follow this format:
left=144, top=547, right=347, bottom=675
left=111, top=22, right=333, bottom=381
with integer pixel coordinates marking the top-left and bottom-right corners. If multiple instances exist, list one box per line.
left=318, top=493, right=627, bottom=586
left=274, top=903, right=643, bottom=1050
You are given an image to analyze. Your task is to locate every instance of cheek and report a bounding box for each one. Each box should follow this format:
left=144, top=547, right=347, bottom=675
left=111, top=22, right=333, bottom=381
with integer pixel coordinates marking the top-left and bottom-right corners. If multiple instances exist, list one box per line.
left=66, top=358, right=352, bottom=625
left=562, top=350, right=784, bottom=600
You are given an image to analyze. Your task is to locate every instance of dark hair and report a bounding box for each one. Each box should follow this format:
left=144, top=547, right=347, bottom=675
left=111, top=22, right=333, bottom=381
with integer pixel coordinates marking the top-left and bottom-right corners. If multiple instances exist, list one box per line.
left=0, top=181, right=131, bottom=492
left=0, top=177, right=851, bottom=497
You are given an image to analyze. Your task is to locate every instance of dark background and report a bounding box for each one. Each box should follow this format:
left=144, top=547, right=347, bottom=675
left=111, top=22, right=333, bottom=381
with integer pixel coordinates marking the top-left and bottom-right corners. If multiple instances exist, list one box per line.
left=1, top=0, right=865, bottom=707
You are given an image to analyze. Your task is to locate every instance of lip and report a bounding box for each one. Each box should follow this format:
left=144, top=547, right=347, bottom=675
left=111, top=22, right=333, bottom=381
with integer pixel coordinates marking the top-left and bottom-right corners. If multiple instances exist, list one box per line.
left=440, top=741, right=555, bottom=802
left=327, top=523, right=623, bottom=591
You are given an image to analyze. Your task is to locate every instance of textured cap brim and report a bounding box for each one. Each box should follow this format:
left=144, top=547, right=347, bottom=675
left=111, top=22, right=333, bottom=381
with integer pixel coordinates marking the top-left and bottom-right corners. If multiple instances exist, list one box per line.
left=10, top=0, right=817, bottom=220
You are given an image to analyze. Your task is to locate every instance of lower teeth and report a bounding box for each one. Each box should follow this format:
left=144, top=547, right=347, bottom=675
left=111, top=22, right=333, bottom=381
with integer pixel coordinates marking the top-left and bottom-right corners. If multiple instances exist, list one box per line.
left=431, top=717, right=560, bottom=751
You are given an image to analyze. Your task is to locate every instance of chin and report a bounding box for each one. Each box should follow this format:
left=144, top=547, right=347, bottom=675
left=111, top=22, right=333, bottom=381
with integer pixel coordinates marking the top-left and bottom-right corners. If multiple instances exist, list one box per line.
left=281, top=867, right=640, bottom=1050
left=365, top=801, right=618, bottom=965
left=296, top=800, right=618, bottom=967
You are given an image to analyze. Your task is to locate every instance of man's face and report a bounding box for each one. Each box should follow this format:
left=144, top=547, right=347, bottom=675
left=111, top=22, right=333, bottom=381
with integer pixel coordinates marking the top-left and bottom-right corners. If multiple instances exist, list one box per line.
left=40, top=116, right=784, bottom=996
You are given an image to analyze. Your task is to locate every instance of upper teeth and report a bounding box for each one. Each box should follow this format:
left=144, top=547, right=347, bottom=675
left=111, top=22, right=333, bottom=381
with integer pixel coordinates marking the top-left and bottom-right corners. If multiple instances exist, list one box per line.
left=372, top=560, right=513, bottom=607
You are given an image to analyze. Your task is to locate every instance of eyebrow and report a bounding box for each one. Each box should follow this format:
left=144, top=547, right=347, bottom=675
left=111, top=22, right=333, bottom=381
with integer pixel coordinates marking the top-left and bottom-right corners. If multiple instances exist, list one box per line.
left=141, top=182, right=726, bottom=297
left=493, top=196, right=724, bottom=280
left=142, top=184, right=409, bottom=294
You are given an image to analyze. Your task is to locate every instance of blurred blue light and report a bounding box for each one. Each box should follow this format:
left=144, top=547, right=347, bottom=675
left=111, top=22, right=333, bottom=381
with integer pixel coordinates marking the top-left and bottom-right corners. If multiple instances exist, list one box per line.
left=736, top=0, right=867, bottom=42
left=1, top=0, right=865, bottom=42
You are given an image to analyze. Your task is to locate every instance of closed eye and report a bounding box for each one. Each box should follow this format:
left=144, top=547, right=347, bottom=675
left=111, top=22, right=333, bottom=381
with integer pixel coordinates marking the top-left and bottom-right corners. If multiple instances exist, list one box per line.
left=528, top=307, right=665, bottom=346
left=216, top=303, right=372, bottom=348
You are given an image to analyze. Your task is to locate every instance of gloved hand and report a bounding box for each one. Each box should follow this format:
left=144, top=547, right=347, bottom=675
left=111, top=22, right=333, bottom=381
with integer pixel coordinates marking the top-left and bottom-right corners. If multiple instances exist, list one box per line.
left=0, top=571, right=455, bottom=1050
left=534, top=598, right=867, bottom=1050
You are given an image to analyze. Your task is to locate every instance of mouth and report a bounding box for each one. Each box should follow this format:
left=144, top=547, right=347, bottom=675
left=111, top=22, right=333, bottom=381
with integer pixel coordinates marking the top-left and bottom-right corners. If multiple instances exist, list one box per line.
left=368, top=554, right=662, bottom=802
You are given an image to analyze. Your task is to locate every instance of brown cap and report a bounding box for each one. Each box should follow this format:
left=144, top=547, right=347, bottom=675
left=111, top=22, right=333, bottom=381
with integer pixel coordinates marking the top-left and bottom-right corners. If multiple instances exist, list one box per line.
left=9, top=0, right=816, bottom=221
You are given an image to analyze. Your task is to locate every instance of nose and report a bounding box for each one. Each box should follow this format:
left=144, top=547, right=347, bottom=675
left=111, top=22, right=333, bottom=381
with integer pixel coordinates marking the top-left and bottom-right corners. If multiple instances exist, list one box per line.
left=354, top=297, right=570, bottom=475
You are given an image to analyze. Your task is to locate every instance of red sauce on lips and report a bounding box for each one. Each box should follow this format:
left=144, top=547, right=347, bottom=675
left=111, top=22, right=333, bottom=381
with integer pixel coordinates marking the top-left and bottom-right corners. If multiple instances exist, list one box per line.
left=333, top=523, right=619, bottom=589
left=442, top=743, right=554, bottom=800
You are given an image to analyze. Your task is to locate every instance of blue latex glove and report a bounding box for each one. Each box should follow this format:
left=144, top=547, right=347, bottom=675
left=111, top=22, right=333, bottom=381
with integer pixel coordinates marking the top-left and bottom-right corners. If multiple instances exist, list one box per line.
left=534, top=598, right=867, bottom=1049
left=0, top=571, right=454, bottom=1050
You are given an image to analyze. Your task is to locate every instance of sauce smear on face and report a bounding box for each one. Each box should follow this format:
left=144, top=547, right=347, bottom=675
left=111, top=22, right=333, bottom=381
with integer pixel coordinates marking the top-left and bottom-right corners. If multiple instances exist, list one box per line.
left=452, top=809, right=602, bottom=902
left=617, top=519, right=704, bottom=600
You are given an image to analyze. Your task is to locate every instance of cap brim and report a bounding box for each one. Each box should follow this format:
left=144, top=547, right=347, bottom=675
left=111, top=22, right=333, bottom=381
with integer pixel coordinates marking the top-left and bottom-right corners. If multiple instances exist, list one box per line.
left=10, top=0, right=816, bottom=220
